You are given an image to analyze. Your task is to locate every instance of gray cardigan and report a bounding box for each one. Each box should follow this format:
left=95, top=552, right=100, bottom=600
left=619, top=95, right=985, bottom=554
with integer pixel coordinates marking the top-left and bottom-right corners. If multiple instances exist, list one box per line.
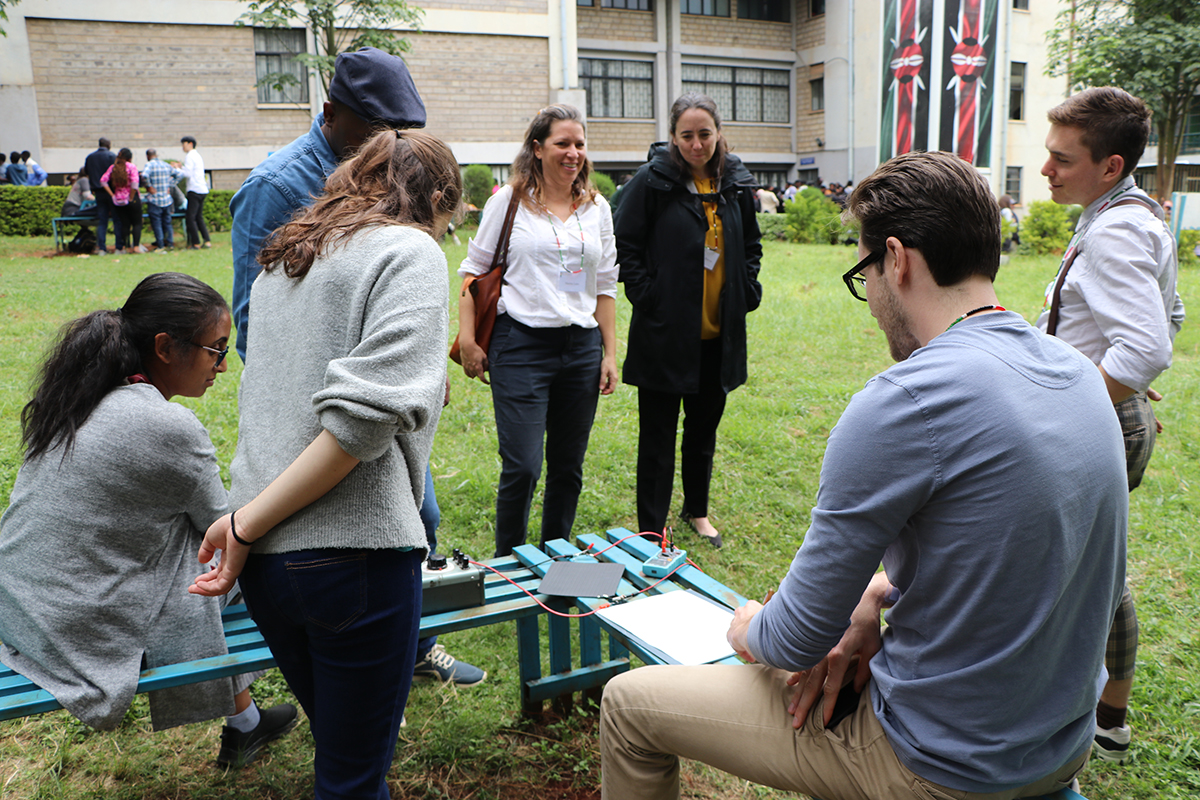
left=0, top=383, right=235, bottom=730
left=231, top=224, right=449, bottom=554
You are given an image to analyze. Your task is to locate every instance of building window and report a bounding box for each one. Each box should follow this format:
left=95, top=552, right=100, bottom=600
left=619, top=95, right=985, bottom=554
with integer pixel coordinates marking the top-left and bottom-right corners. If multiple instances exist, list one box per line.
left=810, top=78, right=825, bottom=112
left=1006, top=166, right=1022, bottom=203
left=254, top=28, right=309, bottom=104
left=1009, top=62, right=1026, bottom=121
left=603, top=0, right=651, bottom=8
left=811, top=0, right=826, bottom=16
left=578, top=0, right=593, bottom=6
left=739, top=0, right=789, bottom=22
left=682, top=64, right=789, bottom=123
left=580, top=58, right=654, bottom=119
left=682, top=0, right=730, bottom=16
left=1013, top=0, right=1029, bottom=9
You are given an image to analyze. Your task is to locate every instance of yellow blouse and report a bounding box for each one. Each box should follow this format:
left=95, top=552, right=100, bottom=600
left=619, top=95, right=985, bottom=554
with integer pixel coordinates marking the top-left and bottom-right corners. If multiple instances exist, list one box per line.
left=694, top=177, right=724, bottom=340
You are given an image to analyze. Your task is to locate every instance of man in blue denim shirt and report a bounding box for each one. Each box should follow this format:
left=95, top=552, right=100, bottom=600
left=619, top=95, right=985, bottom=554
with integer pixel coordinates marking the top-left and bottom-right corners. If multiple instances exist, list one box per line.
left=230, top=46, right=485, bottom=689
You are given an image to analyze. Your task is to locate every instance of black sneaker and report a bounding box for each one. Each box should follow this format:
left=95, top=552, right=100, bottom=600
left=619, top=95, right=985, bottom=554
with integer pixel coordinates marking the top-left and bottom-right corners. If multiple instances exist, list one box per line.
left=216, top=703, right=299, bottom=768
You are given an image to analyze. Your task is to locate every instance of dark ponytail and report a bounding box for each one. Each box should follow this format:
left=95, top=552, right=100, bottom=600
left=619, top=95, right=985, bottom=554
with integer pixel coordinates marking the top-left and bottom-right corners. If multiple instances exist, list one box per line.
left=20, top=272, right=228, bottom=460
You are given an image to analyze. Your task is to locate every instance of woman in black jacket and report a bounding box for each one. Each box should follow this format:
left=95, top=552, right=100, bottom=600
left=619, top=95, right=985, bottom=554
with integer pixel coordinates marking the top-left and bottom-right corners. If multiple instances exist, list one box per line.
left=615, top=93, right=763, bottom=548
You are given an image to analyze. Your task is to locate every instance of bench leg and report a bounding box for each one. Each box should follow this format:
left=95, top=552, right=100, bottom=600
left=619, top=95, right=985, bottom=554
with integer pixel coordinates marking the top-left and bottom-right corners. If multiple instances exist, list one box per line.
left=517, top=615, right=543, bottom=716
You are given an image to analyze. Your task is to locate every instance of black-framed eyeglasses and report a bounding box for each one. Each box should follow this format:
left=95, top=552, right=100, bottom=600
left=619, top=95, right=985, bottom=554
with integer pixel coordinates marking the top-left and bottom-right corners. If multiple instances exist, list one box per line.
left=842, top=251, right=885, bottom=302
left=192, top=342, right=229, bottom=367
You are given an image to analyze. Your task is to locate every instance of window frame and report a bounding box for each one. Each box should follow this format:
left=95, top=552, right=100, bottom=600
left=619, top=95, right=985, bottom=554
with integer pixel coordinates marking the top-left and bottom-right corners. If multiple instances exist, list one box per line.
left=738, top=0, right=789, bottom=22
left=1006, top=166, right=1022, bottom=203
left=681, top=63, right=791, bottom=124
left=579, top=57, right=656, bottom=120
left=601, top=0, right=652, bottom=9
left=681, top=0, right=730, bottom=17
left=1009, top=62, right=1026, bottom=121
left=253, top=27, right=309, bottom=106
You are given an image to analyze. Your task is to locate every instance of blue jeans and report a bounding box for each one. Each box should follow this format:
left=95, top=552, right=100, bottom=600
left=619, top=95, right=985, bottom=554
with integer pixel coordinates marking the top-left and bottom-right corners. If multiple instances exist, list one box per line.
left=95, top=193, right=113, bottom=252
left=488, top=315, right=602, bottom=556
left=147, top=203, right=174, bottom=248
left=416, top=464, right=438, bottom=661
left=240, top=547, right=421, bottom=800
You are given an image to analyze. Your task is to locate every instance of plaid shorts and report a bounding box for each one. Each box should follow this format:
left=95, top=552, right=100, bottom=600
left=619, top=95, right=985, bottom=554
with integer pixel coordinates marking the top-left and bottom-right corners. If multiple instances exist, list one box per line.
left=1106, top=585, right=1138, bottom=681
left=1116, top=392, right=1156, bottom=491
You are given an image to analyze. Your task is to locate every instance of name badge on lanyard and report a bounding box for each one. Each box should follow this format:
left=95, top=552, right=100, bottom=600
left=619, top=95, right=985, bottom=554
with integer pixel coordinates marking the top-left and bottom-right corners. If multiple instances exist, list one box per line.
left=703, top=247, right=719, bottom=271
left=558, top=269, right=586, bottom=293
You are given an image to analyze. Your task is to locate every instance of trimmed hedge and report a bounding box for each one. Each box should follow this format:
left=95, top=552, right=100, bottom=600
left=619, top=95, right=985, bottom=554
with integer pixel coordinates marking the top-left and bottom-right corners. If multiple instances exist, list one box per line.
left=756, top=212, right=789, bottom=241
left=0, top=186, right=234, bottom=237
left=0, top=186, right=71, bottom=236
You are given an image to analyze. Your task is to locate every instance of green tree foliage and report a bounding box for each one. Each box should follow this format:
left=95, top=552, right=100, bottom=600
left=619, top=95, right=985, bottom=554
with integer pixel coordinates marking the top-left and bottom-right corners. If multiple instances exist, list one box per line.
left=1046, top=0, right=1200, bottom=200
left=1020, top=200, right=1076, bottom=255
left=783, top=187, right=848, bottom=244
left=462, top=164, right=495, bottom=209
left=590, top=172, right=615, bottom=201
left=0, top=0, right=20, bottom=36
left=238, top=0, right=422, bottom=97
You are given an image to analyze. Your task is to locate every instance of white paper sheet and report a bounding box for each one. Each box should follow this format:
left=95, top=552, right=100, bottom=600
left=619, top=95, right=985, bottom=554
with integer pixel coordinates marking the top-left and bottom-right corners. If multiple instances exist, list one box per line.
left=596, top=590, right=737, bottom=666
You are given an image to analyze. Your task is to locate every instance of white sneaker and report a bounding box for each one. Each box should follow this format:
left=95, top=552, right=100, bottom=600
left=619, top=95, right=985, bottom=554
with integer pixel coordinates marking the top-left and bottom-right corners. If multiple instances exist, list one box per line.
left=1093, top=721, right=1131, bottom=764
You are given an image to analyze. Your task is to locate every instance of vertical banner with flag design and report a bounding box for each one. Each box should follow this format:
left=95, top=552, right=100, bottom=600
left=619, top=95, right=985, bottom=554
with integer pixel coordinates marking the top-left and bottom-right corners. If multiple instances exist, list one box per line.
left=939, top=0, right=998, bottom=166
left=880, top=0, right=933, bottom=162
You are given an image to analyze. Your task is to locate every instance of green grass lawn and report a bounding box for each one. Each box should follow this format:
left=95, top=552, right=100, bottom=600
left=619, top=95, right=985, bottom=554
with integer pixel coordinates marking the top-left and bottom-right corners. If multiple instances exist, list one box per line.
left=0, top=234, right=1197, bottom=799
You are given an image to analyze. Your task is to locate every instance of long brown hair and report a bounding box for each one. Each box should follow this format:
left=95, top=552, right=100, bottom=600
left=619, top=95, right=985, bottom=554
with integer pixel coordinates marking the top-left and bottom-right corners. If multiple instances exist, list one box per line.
left=509, top=104, right=597, bottom=210
left=667, top=93, right=728, bottom=180
left=258, top=130, right=463, bottom=278
left=110, top=147, right=133, bottom=191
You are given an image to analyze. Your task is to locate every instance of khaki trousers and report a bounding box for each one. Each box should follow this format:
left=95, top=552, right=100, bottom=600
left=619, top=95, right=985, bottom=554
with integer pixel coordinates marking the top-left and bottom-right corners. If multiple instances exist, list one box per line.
left=600, top=664, right=1088, bottom=800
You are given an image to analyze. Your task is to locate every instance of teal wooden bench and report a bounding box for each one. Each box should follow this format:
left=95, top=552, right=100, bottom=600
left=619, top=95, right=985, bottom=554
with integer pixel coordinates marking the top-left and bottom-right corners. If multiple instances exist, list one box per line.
left=52, top=209, right=187, bottom=251
left=1, top=603, right=273, bottom=721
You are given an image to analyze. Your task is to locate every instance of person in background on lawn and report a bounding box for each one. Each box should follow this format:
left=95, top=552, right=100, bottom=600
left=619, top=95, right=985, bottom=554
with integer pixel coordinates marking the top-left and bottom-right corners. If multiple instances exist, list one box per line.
left=456, top=104, right=619, bottom=558
left=0, top=272, right=297, bottom=767
left=100, top=148, right=145, bottom=254
left=22, top=152, right=48, bottom=186
left=229, top=45, right=485, bottom=687
left=1036, top=86, right=1185, bottom=765
left=180, top=135, right=211, bottom=249
left=614, top=93, right=762, bottom=550
left=600, top=150, right=1127, bottom=800
left=61, top=169, right=96, bottom=218
left=84, top=138, right=117, bottom=255
left=5, top=151, right=28, bottom=186
left=144, top=148, right=184, bottom=251
left=190, top=130, right=461, bottom=799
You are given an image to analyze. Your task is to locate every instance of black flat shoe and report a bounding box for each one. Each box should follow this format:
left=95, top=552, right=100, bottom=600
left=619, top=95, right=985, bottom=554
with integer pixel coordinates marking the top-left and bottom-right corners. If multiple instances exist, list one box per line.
left=679, top=511, right=722, bottom=549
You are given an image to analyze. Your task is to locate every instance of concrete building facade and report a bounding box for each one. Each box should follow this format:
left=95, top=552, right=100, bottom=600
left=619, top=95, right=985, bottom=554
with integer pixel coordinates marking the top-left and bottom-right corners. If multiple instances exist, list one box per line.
left=7, top=0, right=1167, bottom=204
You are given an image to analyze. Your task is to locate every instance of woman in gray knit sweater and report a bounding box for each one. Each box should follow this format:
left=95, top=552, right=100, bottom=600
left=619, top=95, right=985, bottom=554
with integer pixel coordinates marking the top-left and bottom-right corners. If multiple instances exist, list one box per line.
left=0, top=272, right=296, bottom=766
left=188, top=130, right=463, bottom=799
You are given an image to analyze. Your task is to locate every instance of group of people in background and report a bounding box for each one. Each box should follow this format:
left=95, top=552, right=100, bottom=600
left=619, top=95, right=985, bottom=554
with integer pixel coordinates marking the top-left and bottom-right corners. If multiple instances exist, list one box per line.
left=5, top=137, right=212, bottom=254
left=0, top=41, right=1181, bottom=800
left=1, top=151, right=48, bottom=186
left=754, top=178, right=852, bottom=214
left=80, top=136, right=212, bottom=254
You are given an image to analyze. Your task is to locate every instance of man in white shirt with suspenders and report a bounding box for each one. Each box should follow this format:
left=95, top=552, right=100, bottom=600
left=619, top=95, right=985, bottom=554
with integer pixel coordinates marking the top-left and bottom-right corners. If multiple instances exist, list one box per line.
left=1037, top=85, right=1185, bottom=766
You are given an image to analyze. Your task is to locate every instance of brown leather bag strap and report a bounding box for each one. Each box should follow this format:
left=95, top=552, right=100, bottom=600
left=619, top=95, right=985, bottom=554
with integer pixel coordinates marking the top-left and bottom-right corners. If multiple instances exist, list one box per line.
left=489, top=191, right=523, bottom=278
left=1045, top=196, right=1155, bottom=337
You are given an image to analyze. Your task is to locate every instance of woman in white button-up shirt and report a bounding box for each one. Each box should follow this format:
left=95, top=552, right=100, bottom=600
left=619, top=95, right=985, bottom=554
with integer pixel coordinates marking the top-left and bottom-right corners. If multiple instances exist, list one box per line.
left=457, top=104, right=619, bottom=557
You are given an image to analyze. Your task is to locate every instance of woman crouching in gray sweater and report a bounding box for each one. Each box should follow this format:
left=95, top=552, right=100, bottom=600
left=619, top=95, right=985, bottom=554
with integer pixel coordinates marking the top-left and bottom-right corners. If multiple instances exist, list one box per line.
left=188, top=129, right=462, bottom=799
left=0, top=272, right=297, bottom=766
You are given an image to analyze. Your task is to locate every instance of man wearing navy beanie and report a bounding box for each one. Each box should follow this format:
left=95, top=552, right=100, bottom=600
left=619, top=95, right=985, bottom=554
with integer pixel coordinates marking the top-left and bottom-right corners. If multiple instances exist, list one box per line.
left=229, top=47, right=487, bottom=703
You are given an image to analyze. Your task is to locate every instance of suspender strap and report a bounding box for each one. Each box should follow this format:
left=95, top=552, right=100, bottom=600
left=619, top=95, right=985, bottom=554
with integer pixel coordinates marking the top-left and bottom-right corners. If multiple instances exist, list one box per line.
left=1045, top=197, right=1155, bottom=337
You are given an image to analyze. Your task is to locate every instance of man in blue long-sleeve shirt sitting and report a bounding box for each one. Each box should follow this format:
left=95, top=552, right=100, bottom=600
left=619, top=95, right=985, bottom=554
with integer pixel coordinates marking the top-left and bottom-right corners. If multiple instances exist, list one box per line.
left=599, top=151, right=1128, bottom=800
